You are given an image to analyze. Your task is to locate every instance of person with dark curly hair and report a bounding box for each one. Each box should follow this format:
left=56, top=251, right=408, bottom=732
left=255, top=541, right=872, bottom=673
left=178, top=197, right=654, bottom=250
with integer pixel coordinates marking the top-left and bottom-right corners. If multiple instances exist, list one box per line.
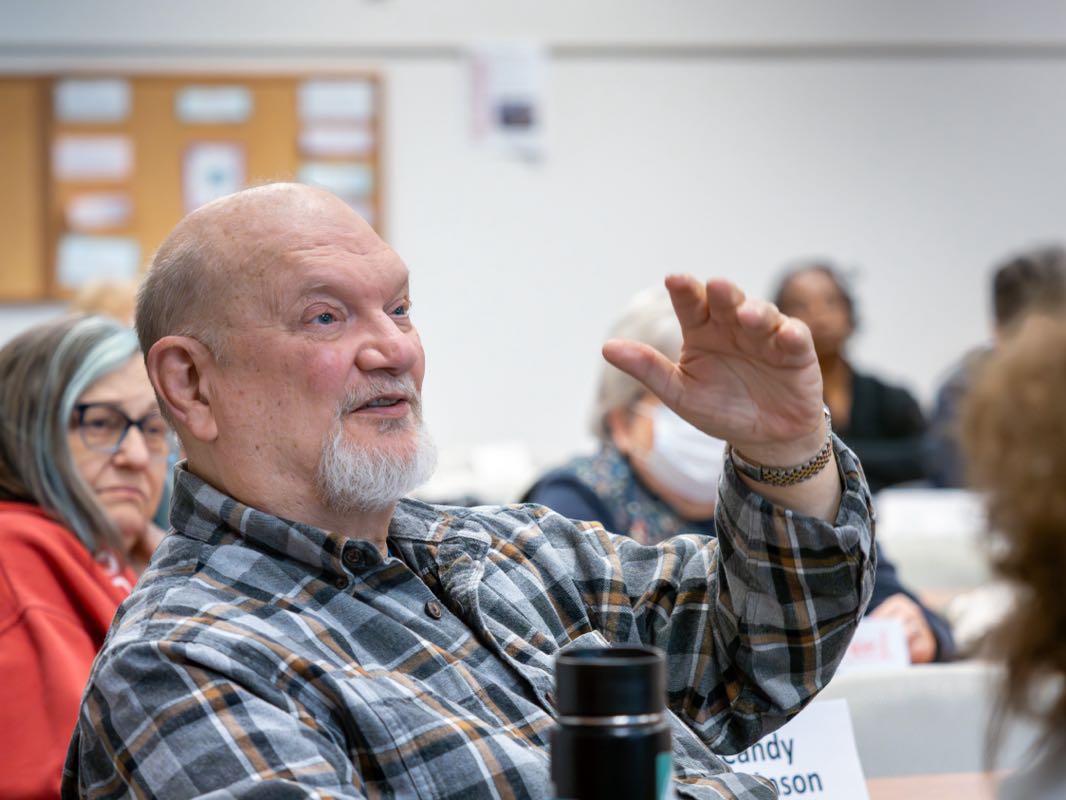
left=962, top=311, right=1066, bottom=799
left=772, top=261, right=928, bottom=495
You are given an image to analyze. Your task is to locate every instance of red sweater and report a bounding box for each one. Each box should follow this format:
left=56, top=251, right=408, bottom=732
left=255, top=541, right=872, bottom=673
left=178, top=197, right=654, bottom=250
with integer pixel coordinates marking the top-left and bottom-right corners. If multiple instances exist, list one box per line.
left=0, top=502, right=135, bottom=800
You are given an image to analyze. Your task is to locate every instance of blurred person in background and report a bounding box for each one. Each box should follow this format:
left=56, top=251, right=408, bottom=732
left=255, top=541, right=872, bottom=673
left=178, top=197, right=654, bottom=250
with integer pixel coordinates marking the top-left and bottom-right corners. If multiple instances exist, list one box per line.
left=67, top=277, right=140, bottom=327
left=772, top=261, right=928, bottom=494
left=961, top=312, right=1066, bottom=799
left=0, top=315, right=172, bottom=799
left=525, top=285, right=954, bottom=663
left=68, top=276, right=175, bottom=530
left=927, top=244, right=1066, bottom=488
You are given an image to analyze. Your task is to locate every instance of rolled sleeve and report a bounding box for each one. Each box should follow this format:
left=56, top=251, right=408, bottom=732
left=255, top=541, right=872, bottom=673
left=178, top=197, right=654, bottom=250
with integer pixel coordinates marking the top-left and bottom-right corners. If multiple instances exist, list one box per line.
left=602, top=436, right=875, bottom=753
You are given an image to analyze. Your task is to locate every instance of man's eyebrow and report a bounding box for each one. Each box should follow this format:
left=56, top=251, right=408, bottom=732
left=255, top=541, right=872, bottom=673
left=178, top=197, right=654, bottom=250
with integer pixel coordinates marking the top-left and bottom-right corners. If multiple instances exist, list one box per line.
left=293, top=275, right=411, bottom=302
left=296, top=282, right=338, bottom=297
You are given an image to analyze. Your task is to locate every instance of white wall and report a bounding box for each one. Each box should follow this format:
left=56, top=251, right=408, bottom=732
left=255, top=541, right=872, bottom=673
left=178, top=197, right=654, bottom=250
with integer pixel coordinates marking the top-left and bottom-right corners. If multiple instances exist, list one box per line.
left=4, top=1, right=1066, bottom=497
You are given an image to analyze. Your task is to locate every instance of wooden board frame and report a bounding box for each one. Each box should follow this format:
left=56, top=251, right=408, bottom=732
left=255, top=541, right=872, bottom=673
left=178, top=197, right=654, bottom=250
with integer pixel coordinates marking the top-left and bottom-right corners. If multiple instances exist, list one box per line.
left=0, top=72, right=384, bottom=303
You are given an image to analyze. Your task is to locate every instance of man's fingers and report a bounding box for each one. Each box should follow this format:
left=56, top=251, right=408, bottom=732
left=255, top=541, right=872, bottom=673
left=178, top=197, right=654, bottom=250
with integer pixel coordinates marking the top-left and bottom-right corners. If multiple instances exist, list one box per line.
left=602, top=339, right=679, bottom=406
left=735, top=299, right=783, bottom=334
left=727, top=298, right=815, bottom=365
left=704, top=278, right=745, bottom=313
left=775, top=317, right=814, bottom=358
left=663, top=274, right=708, bottom=332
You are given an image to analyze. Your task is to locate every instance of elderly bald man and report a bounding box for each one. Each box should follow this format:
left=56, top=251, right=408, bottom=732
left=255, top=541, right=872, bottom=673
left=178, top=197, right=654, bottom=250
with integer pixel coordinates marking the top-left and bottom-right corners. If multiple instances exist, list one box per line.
left=63, top=183, right=874, bottom=800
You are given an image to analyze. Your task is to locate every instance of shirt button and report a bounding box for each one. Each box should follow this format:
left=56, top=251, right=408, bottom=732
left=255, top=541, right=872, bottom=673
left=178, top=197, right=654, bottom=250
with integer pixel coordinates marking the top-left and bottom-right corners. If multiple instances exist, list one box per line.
left=424, top=600, right=443, bottom=620
left=334, top=576, right=348, bottom=589
left=343, top=547, right=365, bottom=567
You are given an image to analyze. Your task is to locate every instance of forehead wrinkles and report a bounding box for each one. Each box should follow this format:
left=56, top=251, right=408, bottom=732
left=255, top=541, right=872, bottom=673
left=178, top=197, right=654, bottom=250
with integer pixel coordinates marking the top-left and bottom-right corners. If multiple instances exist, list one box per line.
left=277, top=229, right=402, bottom=304
left=286, top=216, right=392, bottom=263
left=207, top=208, right=305, bottom=323
left=200, top=190, right=397, bottom=324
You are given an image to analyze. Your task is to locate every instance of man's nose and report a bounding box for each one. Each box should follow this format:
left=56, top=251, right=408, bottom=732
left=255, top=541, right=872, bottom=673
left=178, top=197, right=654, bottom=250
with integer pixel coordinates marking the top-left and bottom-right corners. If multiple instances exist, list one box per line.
left=354, top=316, right=421, bottom=374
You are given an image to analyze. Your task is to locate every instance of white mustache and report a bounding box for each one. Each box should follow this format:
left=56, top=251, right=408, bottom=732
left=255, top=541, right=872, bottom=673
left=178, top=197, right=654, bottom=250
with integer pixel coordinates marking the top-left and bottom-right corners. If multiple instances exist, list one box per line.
left=339, top=375, right=420, bottom=415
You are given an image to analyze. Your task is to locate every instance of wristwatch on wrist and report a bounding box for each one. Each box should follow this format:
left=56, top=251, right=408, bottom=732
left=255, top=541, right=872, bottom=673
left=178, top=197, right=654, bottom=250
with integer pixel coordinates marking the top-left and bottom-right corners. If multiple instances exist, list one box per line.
left=729, top=407, right=834, bottom=487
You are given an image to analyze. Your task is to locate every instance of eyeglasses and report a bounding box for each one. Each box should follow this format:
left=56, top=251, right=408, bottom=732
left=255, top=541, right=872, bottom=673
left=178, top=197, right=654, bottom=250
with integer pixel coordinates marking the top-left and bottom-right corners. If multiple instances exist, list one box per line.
left=72, top=403, right=176, bottom=460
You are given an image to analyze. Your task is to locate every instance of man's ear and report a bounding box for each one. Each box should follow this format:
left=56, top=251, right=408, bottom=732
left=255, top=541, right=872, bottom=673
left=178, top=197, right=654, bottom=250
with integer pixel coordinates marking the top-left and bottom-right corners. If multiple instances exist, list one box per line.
left=146, top=335, right=219, bottom=443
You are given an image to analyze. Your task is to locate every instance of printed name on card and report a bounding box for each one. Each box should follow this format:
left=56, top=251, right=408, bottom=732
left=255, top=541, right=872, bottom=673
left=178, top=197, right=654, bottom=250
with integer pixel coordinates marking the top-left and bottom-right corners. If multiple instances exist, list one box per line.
left=721, top=699, right=869, bottom=799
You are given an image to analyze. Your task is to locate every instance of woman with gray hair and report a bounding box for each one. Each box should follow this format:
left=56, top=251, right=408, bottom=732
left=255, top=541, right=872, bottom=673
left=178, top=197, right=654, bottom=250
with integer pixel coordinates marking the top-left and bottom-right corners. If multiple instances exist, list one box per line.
left=524, top=283, right=955, bottom=663
left=0, top=315, right=172, bottom=798
left=524, top=286, right=726, bottom=543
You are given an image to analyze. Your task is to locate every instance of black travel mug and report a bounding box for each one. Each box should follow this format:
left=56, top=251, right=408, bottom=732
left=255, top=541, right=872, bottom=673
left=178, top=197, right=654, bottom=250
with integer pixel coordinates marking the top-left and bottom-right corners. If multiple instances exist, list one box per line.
left=551, top=644, right=672, bottom=800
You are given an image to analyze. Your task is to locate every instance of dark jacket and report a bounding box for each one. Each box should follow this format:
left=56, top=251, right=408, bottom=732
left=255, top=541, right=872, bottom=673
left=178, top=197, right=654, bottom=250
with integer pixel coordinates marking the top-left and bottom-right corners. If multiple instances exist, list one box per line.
left=525, top=444, right=955, bottom=662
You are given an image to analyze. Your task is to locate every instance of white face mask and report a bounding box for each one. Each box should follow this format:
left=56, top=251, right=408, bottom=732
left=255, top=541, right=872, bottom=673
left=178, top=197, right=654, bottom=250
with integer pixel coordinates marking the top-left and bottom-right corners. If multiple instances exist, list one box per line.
left=634, top=403, right=726, bottom=506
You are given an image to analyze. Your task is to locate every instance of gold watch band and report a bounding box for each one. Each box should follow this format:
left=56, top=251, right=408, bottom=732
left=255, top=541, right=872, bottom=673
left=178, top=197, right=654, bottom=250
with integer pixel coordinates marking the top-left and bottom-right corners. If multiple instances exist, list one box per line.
left=729, top=408, right=834, bottom=487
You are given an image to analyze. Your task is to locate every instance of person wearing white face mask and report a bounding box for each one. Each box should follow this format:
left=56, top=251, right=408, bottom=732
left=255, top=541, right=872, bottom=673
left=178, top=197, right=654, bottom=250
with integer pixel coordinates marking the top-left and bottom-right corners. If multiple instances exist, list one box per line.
left=523, top=287, right=728, bottom=543
left=524, top=285, right=954, bottom=663
left=632, top=401, right=727, bottom=504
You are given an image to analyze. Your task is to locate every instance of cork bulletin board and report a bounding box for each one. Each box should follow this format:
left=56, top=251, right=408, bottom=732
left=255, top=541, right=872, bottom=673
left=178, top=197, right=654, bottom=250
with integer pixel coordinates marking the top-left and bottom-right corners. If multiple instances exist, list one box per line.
left=0, top=73, right=384, bottom=302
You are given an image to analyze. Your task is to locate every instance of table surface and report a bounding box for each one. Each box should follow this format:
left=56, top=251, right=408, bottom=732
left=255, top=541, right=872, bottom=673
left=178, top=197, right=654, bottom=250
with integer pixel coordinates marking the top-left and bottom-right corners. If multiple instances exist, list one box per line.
left=866, top=771, right=999, bottom=800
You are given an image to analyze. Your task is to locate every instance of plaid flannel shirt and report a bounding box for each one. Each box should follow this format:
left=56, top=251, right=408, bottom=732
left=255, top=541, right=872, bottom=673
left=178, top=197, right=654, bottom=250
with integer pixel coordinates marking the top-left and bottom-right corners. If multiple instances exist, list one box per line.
left=63, top=437, right=874, bottom=799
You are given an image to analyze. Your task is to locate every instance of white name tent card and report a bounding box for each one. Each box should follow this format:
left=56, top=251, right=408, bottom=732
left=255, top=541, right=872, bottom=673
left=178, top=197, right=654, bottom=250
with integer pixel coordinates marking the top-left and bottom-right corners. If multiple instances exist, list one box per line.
left=836, top=617, right=910, bottom=676
left=722, top=699, right=869, bottom=799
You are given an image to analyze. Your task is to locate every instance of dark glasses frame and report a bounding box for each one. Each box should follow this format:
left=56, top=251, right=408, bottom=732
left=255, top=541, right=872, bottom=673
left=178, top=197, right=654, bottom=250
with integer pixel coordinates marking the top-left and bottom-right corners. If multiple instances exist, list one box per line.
left=72, top=402, right=176, bottom=460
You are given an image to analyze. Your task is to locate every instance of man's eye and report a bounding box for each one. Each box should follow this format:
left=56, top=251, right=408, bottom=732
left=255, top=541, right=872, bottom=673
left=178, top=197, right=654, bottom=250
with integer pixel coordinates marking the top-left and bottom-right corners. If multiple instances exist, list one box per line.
left=391, top=303, right=410, bottom=317
left=313, top=312, right=337, bottom=325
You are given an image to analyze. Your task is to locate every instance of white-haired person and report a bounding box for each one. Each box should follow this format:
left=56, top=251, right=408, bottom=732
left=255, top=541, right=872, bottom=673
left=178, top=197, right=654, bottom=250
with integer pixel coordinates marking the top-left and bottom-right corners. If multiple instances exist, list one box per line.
left=0, top=315, right=172, bottom=798
left=64, top=183, right=874, bottom=798
left=525, top=285, right=955, bottom=663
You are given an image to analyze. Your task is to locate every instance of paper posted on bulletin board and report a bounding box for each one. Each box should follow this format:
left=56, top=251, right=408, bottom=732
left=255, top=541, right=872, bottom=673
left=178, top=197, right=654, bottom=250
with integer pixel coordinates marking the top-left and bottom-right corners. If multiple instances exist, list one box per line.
left=183, top=142, right=246, bottom=213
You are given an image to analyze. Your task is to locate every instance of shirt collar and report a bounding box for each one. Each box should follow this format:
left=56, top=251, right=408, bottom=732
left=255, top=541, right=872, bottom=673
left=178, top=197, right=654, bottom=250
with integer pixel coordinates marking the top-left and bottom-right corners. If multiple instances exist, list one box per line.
left=169, top=462, right=492, bottom=577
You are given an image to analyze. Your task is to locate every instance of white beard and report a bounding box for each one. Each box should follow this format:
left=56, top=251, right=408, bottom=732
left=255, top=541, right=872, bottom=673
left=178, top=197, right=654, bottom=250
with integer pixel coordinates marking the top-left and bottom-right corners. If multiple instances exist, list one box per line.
left=316, top=385, right=437, bottom=514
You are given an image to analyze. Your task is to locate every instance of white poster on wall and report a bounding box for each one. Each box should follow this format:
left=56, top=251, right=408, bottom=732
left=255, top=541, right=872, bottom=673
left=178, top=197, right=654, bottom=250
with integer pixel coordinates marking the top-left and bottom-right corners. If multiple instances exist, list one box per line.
left=469, top=42, right=547, bottom=160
